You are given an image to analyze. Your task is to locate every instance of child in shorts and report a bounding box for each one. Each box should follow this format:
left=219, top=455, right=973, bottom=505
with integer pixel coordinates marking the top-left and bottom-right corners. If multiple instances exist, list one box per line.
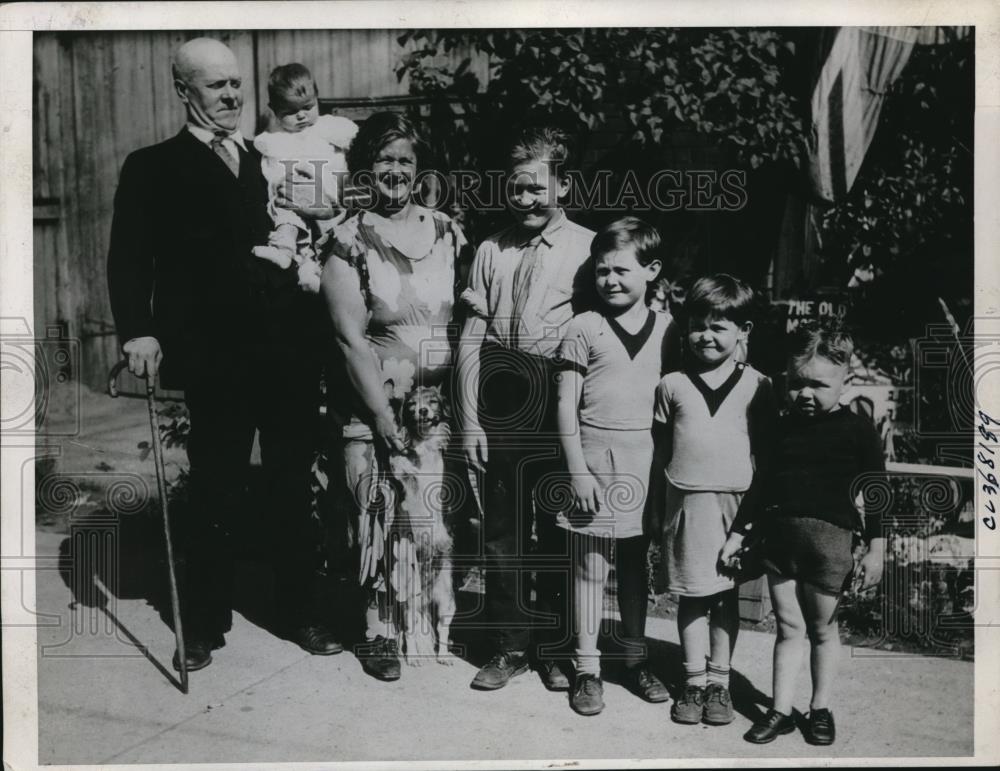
left=724, top=320, right=886, bottom=747
left=555, top=217, right=679, bottom=715
left=651, top=274, right=777, bottom=726
left=253, top=63, right=358, bottom=292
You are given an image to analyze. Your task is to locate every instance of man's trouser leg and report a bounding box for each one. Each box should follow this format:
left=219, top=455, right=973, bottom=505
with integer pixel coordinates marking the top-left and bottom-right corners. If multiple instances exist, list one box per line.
left=182, top=368, right=255, bottom=640
left=256, top=344, right=322, bottom=630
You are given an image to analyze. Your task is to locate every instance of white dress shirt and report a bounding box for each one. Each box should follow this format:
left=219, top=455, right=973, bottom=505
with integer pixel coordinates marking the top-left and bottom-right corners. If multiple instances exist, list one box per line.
left=186, top=123, right=247, bottom=164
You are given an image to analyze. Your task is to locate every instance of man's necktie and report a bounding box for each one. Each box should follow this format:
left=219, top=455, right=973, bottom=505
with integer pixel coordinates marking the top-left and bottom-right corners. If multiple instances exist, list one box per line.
left=210, top=133, right=240, bottom=177
left=510, top=235, right=544, bottom=348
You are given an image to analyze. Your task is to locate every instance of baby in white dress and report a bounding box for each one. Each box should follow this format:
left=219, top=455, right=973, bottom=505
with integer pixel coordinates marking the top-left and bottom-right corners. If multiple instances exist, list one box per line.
left=253, top=63, right=358, bottom=292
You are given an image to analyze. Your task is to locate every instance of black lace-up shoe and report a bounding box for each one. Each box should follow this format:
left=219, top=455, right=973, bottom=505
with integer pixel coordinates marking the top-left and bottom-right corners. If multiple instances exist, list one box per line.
left=570, top=673, right=605, bottom=716
left=470, top=650, right=530, bottom=690
left=806, top=708, right=836, bottom=745
left=172, top=634, right=224, bottom=673
left=291, top=625, right=343, bottom=655
left=624, top=666, right=670, bottom=703
left=744, top=708, right=796, bottom=744
left=357, top=636, right=401, bottom=681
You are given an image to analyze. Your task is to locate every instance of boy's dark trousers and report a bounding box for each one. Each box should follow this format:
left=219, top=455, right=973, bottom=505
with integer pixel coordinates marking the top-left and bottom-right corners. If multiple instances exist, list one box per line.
left=478, top=342, right=571, bottom=659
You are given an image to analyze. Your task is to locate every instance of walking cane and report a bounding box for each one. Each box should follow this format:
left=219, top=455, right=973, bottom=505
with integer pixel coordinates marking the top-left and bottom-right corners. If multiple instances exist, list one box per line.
left=108, top=359, right=188, bottom=694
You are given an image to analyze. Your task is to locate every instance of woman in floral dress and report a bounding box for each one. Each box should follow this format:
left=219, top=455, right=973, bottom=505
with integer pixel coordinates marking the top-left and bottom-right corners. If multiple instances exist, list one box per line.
left=318, top=112, right=470, bottom=681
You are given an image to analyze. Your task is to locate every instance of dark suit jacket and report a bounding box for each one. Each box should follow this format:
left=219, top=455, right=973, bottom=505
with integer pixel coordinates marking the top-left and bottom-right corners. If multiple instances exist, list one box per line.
left=107, top=127, right=316, bottom=389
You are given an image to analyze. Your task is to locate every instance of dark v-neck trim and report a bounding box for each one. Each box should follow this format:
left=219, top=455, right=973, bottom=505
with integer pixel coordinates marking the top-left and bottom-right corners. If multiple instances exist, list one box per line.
left=606, top=310, right=656, bottom=360
left=685, top=362, right=745, bottom=416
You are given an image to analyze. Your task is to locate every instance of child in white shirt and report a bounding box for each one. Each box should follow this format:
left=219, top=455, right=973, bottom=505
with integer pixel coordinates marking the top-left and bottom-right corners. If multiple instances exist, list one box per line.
left=253, top=63, right=358, bottom=292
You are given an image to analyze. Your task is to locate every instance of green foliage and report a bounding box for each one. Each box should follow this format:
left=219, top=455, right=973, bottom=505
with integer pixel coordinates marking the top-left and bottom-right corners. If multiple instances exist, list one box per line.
left=396, top=28, right=807, bottom=239
left=619, top=28, right=805, bottom=168
left=397, top=28, right=805, bottom=159
left=839, top=555, right=973, bottom=657
left=136, top=401, right=189, bottom=461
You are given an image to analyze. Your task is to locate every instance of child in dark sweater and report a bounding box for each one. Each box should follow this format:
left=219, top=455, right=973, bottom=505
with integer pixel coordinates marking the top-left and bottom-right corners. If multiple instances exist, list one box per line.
left=721, top=320, right=886, bottom=747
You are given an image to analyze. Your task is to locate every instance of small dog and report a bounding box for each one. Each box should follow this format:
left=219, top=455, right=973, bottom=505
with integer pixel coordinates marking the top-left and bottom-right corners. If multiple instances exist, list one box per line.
left=388, top=385, right=456, bottom=665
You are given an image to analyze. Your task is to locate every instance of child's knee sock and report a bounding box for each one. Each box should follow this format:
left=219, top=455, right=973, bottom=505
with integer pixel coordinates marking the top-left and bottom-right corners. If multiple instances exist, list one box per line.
left=678, top=596, right=709, bottom=687
left=574, top=578, right=601, bottom=677
left=684, top=659, right=707, bottom=688
left=573, top=541, right=609, bottom=677
left=707, top=660, right=730, bottom=689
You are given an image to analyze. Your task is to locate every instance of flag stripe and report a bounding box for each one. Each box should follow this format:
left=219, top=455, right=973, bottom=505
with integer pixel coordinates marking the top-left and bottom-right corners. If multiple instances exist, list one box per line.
left=828, top=70, right=848, bottom=200
left=805, top=26, right=953, bottom=202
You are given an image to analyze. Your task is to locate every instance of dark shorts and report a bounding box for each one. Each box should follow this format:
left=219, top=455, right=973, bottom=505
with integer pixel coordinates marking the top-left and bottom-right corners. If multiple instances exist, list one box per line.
left=762, top=516, right=856, bottom=595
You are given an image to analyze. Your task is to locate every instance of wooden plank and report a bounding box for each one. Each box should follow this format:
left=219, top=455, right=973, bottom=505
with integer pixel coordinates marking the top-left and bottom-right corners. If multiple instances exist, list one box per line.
left=33, top=201, right=61, bottom=221
left=73, top=35, right=107, bottom=388
left=150, top=31, right=187, bottom=143
left=33, top=36, right=57, bottom=200
left=55, top=33, right=80, bottom=339
left=34, top=35, right=62, bottom=345
left=33, top=224, right=53, bottom=343
left=738, top=576, right=772, bottom=623
left=885, top=461, right=974, bottom=479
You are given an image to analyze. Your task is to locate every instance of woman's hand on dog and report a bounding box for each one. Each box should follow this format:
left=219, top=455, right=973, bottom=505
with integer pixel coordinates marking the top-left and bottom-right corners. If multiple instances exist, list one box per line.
left=571, top=473, right=602, bottom=516
left=462, top=427, right=489, bottom=471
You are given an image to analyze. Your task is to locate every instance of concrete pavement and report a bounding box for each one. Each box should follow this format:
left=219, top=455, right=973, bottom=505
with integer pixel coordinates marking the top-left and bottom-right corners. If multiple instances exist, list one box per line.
left=32, top=388, right=975, bottom=764
left=34, top=523, right=974, bottom=765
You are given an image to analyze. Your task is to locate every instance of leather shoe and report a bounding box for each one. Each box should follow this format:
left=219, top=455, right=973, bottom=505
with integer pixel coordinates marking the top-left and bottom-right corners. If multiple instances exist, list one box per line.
left=470, top=650, right=530, bottom=690
left=537, top=658, right=571, bottom=691
left=624, top=665, right=670, bottom=703
left=806, top=708, right=836, bottom=745
left=671, top=684, right=705, bottom=724
left=702, top=682, right=735, bottom=725
left=291, top=625, right=343, bottom=656
left=357, top=636, right=401, bottom=681
left=744, top=708, right=796, bottom=744
left=172, top=635, right=224, bottom=673
left=570, top=673, right=605, bottom=716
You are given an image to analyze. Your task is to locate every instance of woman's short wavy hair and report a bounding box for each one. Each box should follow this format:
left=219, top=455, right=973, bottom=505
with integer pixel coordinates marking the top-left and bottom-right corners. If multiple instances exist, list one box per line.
left=346, top=111, right=427, bottom=174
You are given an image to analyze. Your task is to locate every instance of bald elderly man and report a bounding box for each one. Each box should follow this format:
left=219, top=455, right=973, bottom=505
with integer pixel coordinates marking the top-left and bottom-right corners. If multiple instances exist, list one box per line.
left=107, top=38, right=340, bottom=671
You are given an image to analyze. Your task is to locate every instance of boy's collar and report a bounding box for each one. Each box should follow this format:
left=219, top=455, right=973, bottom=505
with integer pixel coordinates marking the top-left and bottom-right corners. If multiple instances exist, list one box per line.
left=516, top=208, right=567, bottom=248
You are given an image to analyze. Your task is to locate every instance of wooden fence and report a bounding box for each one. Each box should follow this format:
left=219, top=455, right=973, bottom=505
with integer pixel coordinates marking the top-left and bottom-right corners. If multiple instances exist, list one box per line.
left=32, top=30, right=488, bottom=391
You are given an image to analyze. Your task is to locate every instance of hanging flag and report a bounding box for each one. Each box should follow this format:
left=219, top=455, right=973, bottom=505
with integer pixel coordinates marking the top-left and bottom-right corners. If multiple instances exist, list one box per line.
left=806, top=26, right=971, bottom=203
